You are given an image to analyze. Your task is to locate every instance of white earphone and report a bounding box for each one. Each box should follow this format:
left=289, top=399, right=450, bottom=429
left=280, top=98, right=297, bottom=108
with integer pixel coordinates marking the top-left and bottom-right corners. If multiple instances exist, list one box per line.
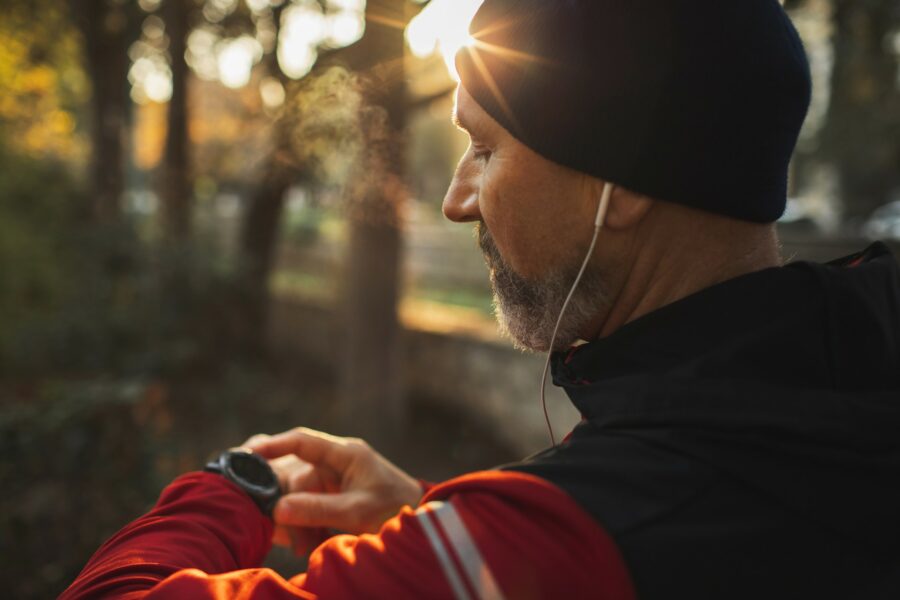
left=540, top=182, right=614, bottom=446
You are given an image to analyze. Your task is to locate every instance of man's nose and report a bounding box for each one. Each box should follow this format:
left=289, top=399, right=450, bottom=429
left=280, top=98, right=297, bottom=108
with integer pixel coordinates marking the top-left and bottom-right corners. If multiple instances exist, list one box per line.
left=442, top=177, right=482, bottom=223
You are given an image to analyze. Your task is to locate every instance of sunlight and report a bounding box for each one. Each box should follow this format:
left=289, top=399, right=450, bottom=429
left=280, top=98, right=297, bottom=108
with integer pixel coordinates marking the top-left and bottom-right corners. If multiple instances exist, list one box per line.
left=277, top=1, right=364, bottom=78
left=278, top=2, right=326, bottom=79
left=327, top=0, right=365, bottom=12
left=186, top=28, right=219, bottom=81
left=259, top=76, right=286, bottom=108
left=325, top=10, right=365, bottom=48
left=217, top=36, right=263, bottom=89
left=284, top=2, right=328, bottom=47
left=246, top=0, right=270, bottom=12
left=128, top=56, right=172, bottom=103
left=279, top=37, right=318, bottom=80
left=406, top=0, right=483, bottom=80
left=467, top=44, right=521, bottom=134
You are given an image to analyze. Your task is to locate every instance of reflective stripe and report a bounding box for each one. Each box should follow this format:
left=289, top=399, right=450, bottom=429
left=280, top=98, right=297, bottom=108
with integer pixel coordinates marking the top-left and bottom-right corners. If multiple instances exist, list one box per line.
left=415, top=501, right=507, bottom=600
left=431, top=501, right=506, bottom=600
left=416, top=502, right=473, bottom=600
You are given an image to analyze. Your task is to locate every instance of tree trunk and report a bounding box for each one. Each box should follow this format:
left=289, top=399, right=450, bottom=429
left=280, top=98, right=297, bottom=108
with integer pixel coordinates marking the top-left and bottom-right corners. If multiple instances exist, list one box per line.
left=338, top=192, right=405, bottom=447
left=821, top=0, right=900, bottom=220
left=234, top=138, right=293, bottom=356
left=161, top=0, right=192, bottom=241
left=232, top=3, right=295, bottom=355
left=70, top=0, right=130, bottom=223
left=336, top=0, right=409, bottom=447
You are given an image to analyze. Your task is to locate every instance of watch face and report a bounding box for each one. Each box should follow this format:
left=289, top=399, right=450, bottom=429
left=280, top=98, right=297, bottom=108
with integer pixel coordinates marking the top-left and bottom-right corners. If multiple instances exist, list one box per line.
left=229, top=452, right=277, bottom=489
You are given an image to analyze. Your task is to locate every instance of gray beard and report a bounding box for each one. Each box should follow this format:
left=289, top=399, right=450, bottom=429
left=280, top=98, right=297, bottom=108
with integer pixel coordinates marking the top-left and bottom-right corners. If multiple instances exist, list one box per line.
left=477, top=222, right=610, bottom=353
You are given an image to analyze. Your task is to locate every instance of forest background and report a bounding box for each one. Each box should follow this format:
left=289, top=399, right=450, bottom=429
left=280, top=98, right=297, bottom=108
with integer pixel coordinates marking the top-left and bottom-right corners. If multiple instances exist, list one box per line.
left=1, top=1, right=898, bottom=597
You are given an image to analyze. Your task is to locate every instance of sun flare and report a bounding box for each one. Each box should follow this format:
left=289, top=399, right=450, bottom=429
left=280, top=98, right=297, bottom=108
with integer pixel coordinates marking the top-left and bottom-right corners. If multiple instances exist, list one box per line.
left=406, top=0, right=483, bottom=80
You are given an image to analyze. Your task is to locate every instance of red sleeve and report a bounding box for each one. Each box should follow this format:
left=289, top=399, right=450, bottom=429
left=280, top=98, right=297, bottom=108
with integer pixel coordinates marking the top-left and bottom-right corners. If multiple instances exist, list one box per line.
left=59, top=472, right=274, bottom=600
left=418, top=478, right=437, bottom=495
left=61, top=471, right=635, bottom=600
left=421, top=471, right=636, bottom=600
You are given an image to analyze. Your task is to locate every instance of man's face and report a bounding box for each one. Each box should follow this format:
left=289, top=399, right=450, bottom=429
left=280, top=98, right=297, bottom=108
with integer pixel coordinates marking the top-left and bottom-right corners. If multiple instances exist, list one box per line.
left=443, top=87, right=611, bottom=352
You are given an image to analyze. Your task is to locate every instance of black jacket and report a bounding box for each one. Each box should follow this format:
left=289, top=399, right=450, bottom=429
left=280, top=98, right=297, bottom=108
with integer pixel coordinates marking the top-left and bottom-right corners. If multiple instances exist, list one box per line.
left=505, top=242, right=900, bottom=599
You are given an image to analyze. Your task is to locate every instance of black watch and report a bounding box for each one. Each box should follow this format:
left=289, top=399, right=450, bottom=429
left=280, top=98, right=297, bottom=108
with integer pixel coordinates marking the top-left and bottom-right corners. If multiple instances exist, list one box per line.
left=204, top=448, right=281, bottom=517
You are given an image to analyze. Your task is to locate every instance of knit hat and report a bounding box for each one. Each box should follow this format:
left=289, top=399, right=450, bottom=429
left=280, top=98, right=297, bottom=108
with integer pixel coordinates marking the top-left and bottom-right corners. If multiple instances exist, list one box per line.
left=456, top=0, right=812, bottom=223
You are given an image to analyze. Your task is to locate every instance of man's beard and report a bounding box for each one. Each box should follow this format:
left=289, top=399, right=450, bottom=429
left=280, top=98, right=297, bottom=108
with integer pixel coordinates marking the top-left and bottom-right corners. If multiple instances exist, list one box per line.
left=477, top=222, right=610, bottom=353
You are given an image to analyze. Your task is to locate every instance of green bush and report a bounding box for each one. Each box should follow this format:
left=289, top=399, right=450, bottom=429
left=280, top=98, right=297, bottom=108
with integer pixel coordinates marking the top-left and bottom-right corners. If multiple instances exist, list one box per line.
left=0, top=380, right=163, bottom=599
left=0, top=139, right=237, bottom=378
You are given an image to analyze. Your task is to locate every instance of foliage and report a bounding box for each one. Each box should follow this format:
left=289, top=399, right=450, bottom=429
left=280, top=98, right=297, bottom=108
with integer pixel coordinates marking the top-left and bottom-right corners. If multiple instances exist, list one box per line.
left=0, top=143, right=88, bottom=374
left=0, top=379, right=162, bottom=599
left=0, top=137, right=241, bottom=379
left=0, top=366, right=298, bottom=599
left=0, top=0, right=88, bottom=163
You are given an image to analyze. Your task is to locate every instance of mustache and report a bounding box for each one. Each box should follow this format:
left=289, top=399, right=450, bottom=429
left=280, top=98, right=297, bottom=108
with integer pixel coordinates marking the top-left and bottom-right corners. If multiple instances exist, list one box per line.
left=476, top=221, right=501, bottom=269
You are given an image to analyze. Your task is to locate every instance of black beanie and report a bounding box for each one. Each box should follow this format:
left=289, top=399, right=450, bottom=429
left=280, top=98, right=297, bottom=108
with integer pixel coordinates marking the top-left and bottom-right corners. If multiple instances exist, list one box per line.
left=456, top=0, right=812, bottom=223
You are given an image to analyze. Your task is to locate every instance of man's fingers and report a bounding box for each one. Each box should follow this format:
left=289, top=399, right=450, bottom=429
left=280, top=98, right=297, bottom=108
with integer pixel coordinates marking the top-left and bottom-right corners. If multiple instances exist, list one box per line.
left=286, top=464, right=320, bottom=494
left=274, top=491, right=363, bottom=531
left=251, top=427, right=363, bottom=473
left=269, top=455, right=307, bottom=491
left=242, top=434, right=271, bottom=449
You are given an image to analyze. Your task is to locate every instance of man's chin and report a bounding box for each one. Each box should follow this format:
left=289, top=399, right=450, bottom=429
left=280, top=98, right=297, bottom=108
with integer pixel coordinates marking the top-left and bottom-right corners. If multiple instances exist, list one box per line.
left=489, top=270, right=608, bottom=354
left=480, top=224, right=607, bottom=353
left=492, top=293, right=569, bottom=354
left=496, top=320, right=547, bottom=354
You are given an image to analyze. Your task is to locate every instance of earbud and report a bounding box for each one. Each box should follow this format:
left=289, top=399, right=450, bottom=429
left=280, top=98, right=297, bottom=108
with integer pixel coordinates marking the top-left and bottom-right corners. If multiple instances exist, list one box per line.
left=540, top=182, right=615, bottom=446
left=595, top=183, right=613, bottom=228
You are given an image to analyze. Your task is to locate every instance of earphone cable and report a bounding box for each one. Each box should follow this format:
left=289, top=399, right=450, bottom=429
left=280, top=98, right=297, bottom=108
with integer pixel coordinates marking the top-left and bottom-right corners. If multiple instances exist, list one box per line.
left=540, top=183, right=613, bottom=446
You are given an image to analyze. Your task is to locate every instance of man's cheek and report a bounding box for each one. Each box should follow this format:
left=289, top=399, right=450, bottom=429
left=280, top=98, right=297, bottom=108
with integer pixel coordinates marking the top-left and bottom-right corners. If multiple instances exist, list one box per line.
left=480, top=177, right=533, bottom=273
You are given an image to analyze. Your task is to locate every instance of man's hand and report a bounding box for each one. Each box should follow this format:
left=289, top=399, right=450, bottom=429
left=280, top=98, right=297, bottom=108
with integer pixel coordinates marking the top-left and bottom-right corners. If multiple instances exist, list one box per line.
left=246, top=428, right=424, bottom=540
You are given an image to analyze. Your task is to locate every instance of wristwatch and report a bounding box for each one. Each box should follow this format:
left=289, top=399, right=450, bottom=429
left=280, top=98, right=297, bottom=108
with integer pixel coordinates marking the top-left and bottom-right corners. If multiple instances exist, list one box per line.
left=204, top=447, right=281, bottom=517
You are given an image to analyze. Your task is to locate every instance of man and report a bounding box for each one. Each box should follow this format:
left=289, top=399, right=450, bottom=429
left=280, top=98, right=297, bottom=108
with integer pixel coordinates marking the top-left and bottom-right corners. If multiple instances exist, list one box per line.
left=63, top=1, right=900, bottom=598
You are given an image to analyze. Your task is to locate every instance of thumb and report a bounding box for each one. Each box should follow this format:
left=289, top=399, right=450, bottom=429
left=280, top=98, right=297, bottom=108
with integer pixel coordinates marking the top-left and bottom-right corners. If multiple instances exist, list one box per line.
left=274, top=491, right=364, bottom=531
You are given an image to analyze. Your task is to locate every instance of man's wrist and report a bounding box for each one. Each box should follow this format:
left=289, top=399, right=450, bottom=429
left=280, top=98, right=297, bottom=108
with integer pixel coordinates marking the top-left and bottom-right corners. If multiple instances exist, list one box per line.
left=204, top=448, right=282, bottom=517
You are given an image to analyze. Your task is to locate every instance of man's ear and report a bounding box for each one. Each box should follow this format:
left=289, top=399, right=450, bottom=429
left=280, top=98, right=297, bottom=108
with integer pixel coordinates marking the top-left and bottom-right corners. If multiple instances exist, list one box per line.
left=603, top=186, right=654, bottom=231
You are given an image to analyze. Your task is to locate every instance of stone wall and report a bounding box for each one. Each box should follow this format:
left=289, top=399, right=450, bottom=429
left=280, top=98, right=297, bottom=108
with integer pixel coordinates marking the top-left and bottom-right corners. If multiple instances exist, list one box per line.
left=268, top=296, right=579, bottom=457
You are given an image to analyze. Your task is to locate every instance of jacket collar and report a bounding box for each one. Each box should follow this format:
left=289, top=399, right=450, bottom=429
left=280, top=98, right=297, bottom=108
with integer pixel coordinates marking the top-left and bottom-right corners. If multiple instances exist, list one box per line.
left=550, top=242, right=898, bottom=416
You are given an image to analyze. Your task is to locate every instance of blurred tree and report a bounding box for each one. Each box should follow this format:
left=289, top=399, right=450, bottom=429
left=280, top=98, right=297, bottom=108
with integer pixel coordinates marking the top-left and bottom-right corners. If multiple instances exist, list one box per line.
left=68, top=0, right=136, bottom=223
left=229, top=0, right=428, bottom=379
left=335, top=0, right=411, bottom=445
left=161, top=0, right=194, bottom=240
left=233, top=0, right=304, bottom=354
left=0, top=142, right=82, bottom=374
left=219, top=0, right=431, bottom=442
left=786, top=0, right=900, bottom=221
left=820, top=0, right=899, bottom=219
